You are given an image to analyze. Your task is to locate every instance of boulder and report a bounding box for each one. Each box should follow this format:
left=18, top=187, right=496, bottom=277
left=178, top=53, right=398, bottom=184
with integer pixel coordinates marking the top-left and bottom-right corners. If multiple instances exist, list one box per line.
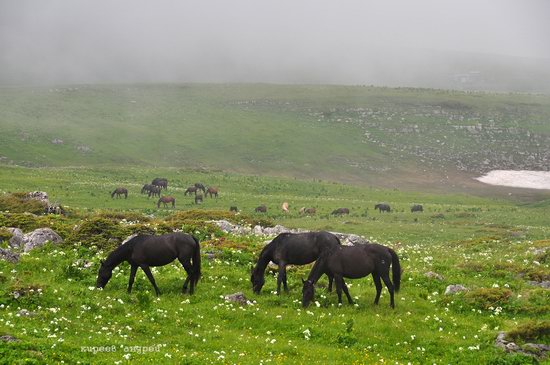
left=22, top=228, right=63, bottom=252
left=224, top=292, right=249, bottom=305
left=7, top=228, right=23, bottom=249
left=444, top=284, right=467, bottom=295
left=0, top=248, right=19, bottom=263
left=425, top=271, right=444, bottom=281
left=0, top=335, right=18, bottom=342
left=27, top=191, right=49, bottom=205
left=528, top=281, right=550, bottom=289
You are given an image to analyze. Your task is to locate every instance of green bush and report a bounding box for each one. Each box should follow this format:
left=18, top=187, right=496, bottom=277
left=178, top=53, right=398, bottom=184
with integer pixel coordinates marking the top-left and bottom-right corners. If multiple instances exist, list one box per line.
left=0, top=193, right=45, bottom=215
left=464, top=288, right=512, bottom=309
left=506, top=320, right=550, bottom=344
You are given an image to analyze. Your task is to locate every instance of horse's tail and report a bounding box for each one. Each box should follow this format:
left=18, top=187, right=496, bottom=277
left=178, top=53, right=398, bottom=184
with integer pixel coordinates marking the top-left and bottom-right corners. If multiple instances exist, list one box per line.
left=192, top=236, right=201, bottom=286
left=389, top=248, right=401, bottom=292
left=111, top=190, right=115, bottom=198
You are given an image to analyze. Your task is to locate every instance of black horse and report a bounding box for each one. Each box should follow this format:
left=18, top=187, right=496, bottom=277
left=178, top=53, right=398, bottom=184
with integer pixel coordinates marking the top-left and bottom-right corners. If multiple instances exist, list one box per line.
left=251, top=231, right=341, bottom=295
left=184, top=186, right=198, bottom=196
left=331, top=207, right=349, bottom=215
left=302, top=243, right=401, bottom=308
left=111, top=187, right=128, bottom=199
left=375, top=203, right=391, bottom=213
left=229, top=206, right=239, bottom=212
left=96, top=233, right=201, bottom=295
left=255, top=205, right=267, bottom=213
left=141, top=184, right=153, bottom=194
left=152, top=178, right=168, bottom=190
left=411, top=204, right=423, bottom=213
left=148, top=185, right=161, bottom=198
left=194, top=183, right=206, bottom=194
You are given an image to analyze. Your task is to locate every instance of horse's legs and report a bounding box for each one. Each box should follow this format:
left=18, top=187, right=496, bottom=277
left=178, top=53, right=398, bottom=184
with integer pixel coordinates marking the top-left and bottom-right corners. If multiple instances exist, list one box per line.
left=276, top=264, right=287, bottom=294
left=341, top=279, right=353, bottom=304
left=381, top=272, right=395, bottom=308
left=141, top=265, right=161, bottom=296
left=178, top=257, right=194, bottom=294
left=127, top=264, right=138, bottom=294
left=335, top=275, right=344, bottom=304
left=282, top=267, right=289, bottom=292
left=326, top=272, right=334, bottom=292
left=372, top=273, right=383, bottom=305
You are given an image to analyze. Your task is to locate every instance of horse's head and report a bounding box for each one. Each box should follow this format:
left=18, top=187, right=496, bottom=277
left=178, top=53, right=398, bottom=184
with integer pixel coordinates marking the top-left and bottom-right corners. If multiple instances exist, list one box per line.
left=301, top=278, right=315, bottom=308
left=250, top=267, right=265, bottom=294
left=96, top=260, right=113, bottom=289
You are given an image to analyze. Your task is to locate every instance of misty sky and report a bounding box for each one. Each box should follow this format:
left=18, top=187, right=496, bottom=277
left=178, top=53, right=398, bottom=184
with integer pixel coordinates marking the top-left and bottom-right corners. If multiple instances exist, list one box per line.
left=1, top=0, right=549, bottom=86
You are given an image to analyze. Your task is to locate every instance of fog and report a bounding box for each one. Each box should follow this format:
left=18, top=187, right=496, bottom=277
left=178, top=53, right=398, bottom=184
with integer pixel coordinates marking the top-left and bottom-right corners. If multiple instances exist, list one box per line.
left=1, top=0, right=549, bottom=91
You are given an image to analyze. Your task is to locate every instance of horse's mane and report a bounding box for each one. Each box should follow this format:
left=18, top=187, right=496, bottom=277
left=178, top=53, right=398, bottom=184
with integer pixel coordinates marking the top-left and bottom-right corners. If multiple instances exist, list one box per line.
left=104, top=235, right=147, bottom=267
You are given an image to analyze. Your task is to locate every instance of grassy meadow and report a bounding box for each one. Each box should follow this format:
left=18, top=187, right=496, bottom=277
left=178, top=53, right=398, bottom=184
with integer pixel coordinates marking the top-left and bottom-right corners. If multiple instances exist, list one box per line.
left=0, top=84, right=549, bottom=364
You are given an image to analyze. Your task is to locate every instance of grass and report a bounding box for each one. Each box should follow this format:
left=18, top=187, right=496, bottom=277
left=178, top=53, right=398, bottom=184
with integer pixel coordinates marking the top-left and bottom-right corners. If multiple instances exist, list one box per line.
left=0, top=165, right=549, bottom=364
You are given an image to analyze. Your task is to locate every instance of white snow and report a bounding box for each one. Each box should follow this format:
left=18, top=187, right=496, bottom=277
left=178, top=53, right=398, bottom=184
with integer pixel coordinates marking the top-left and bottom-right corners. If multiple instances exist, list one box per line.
left=475, top=170, right=550, bottom=190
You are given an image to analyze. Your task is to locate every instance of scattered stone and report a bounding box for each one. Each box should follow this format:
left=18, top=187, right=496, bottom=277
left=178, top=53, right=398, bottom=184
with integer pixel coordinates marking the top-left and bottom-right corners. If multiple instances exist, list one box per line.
left=0, top=335, right=18, bottom=342
left=224, top=292, right=249, bottom=305
left=27, top=191, right=49, bottom=205
left=425, top=271, right=444, bottom=281
left=444, top=284, right=467, bottom=295
left=7, top=228, right=23, bottom=249
left=528, top=281, right=550, bottom=289
left=17, top=309, right=35, bottom=317
left=51, top=138, right=64, bottom=145
left=22, top=228, right=63, bottom=252
left=0, top=248, right=19, bottom=263
left=495, top=331, right=550, bottom=358
left=76, top=145, right=92, bottom=153
left=205, top=252, right=216, bottom=260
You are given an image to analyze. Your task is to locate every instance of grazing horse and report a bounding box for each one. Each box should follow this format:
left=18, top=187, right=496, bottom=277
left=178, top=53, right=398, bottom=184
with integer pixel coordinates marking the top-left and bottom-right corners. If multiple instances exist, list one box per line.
left=205, top=187, right=218, bottom=198
left=157, top=196, right=175, bottom=208
left=111, top=187, right=128, bottom=199
left=255, top=205, right=267, bottom=213
left=184, top=186, right=198, bottom=196
left=251, top=231, right=341, bottom=295
left=300, top=207, right=316, bottom=215
left=195, top=194, right=203, bottom=205
left=152, top=178, right=168, bottom=190
left=148, top=185, right=161, bottom=198
left=331, top=207, right=349, bottom=215
left=411, top=204, right=423, bottom=213
left=194, top=183, right=206, bottom=194
left=229, top=206, right=238, bottom=212
left=302, top=243, right=401, bottom=308
left=141, top=184, right=153, bottom=194
left=375, top=203, right=391, bottom=213
left=96, top=233, right=201, bottom=295
left=281, top=202, right=289, bottom=213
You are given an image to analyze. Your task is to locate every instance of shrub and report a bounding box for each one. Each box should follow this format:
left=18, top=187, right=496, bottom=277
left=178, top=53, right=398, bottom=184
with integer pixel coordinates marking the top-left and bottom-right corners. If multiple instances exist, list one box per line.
left=506, top=320, right=550, bottom=344
left=0, top=193, right=46, bottom=215
left=464, top=288, right=512, bottom=309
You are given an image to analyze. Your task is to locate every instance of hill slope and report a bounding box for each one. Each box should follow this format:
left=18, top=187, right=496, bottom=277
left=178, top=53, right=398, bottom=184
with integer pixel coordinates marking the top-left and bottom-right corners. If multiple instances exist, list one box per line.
left=1, top=84, right=549, bottom=191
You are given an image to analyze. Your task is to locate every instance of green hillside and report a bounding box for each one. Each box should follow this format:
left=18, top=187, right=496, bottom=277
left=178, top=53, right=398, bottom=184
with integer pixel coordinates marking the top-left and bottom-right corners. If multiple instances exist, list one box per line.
left=1, top=84, right=549, bottom=191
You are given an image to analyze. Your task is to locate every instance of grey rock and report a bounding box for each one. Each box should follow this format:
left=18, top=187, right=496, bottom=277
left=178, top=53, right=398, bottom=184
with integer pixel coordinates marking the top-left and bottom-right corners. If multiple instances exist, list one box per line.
left=0, top=335, right=18, bottom=342
left=0, top=248, right=19, bottom=263
left=444, top=284, right=467, bottom=295
left=205, top=252, right=216, bottom=260
left=22, top=228, right=63, bottom=252
left=7, top=228, right=23, bottom=249
left=27, top=191, right=49, bottom=205
left=425, top=271, right=444, bottom=281
left=224, top=292, right=249, bottom=305
left=17, top=309, right=34, bottom=317
left=528, top=281, right=550, bottom=289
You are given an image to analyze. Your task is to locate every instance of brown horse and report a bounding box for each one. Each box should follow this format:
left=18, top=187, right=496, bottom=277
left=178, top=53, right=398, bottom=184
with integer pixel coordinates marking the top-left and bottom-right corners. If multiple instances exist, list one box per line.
left=331, top=208, right=349, bottom=215
left=300, top=207, right=316, bottom=215
left=111, top=187, right=128, bottom=199
left=157, top=196, right=175, bottom=208
left=205, top=187, right=218, bottom=198
left=255, top=205, right=267, bottom=213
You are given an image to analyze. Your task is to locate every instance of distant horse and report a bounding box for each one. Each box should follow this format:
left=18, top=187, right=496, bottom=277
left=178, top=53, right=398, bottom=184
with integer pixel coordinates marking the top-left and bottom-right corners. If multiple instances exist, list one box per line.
left=229, top=206, right=238, bottom=212
left=302, top=243, right=401, bottom=308
left=184, top=186, right=198, bottom=196
left=152, top=178, right=168, bottom=190
left=375, top=203, right=391, bottom=213
left=251, top=231, right=341, bottom=295
left=411, top=204, right=423, bottom=213
left=205, top=187, right=218, bottom=198
left=255, top=205, right=267, bottom=213
left=331, top=208, right=349, bottom=215
left=148, top=185, right=161, bottom=198
left=194, top=183, right=206, bottom=194
left=111, top=187, right=128, bottom=199
left=157, top=196, right=175, bottom=208
left=141, top=184, right=153, bottom=194
left=195, top=194, right=203, bottom=205
left=281, top=202, right=289, bottom=213
left=300, top=207, right=316, bottom=215
left=96, top=233, right=201, bottom=295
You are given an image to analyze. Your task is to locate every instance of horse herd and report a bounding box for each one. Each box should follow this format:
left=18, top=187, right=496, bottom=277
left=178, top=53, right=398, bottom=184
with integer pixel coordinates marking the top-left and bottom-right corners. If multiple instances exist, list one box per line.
left=96, top=231, right=401, bottom=308
left=110, top=178, right=219, bottom=208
